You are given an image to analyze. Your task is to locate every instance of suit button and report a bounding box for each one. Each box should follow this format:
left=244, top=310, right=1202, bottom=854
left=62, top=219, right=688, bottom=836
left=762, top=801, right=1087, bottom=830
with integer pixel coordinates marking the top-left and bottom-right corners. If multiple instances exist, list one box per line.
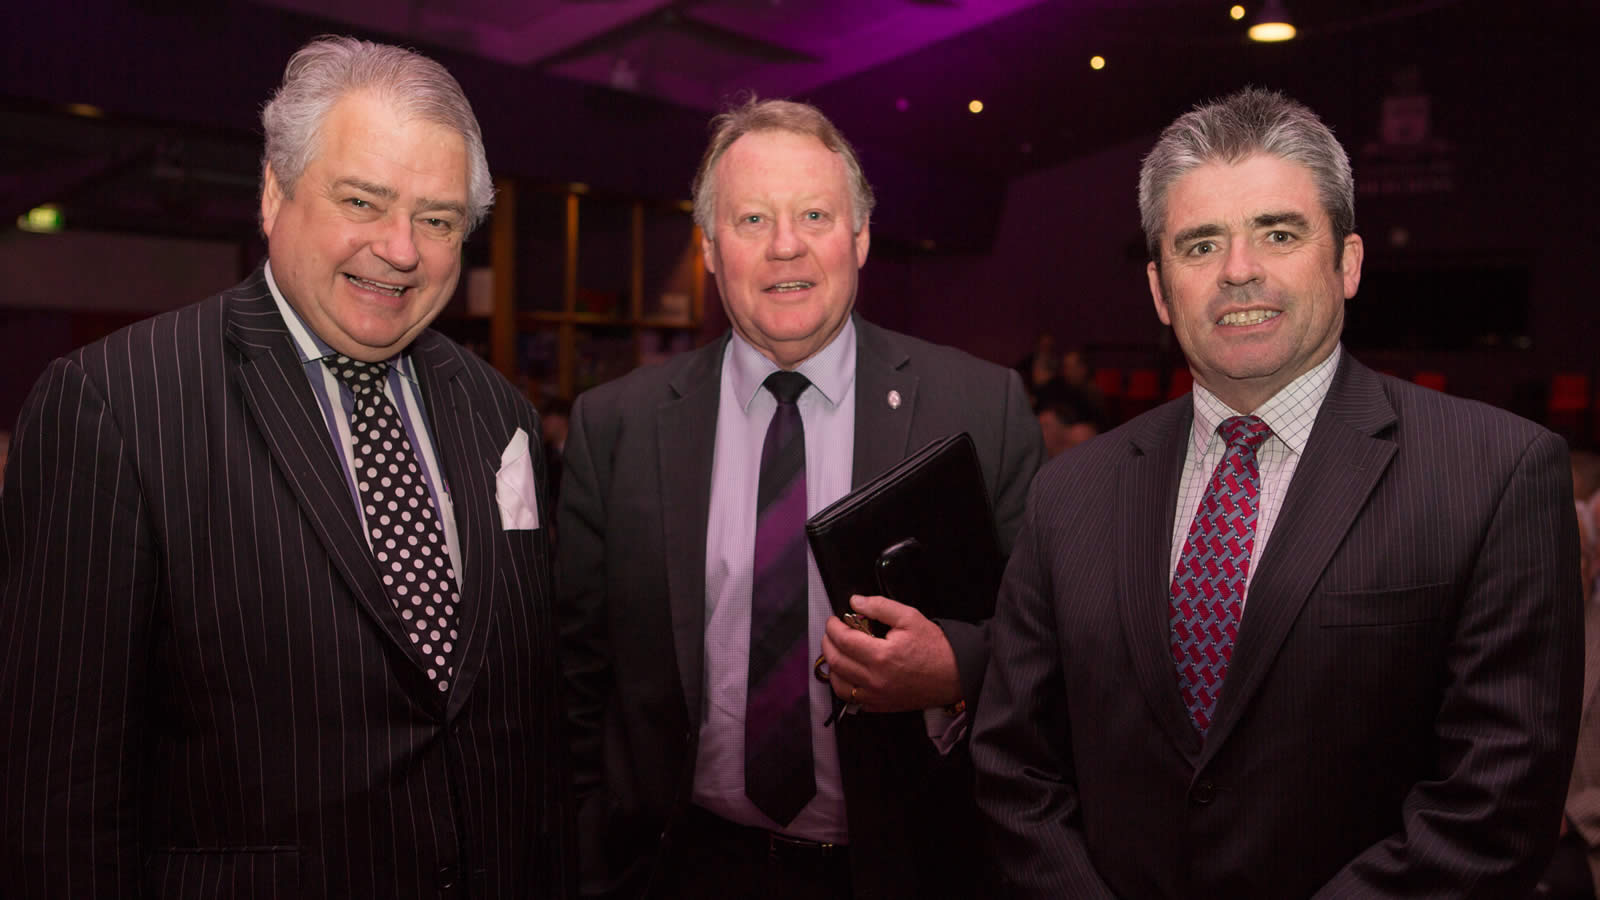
left=439, top=864, right=459, bottom=888
left=1191, top=778, right=1216, bottom=806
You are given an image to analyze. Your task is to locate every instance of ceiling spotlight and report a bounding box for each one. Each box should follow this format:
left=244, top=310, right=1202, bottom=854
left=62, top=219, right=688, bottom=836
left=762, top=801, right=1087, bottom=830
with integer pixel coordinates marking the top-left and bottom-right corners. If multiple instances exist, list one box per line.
left=968, top=99, right=984, bottom=114
left=895, top=97, right=910, bottom=112
left=1248, top=0, right=1296, bottom=41
left=1089, top=55, right=1106, bottom=70
left=1229, top=5, right=1246, bottom=21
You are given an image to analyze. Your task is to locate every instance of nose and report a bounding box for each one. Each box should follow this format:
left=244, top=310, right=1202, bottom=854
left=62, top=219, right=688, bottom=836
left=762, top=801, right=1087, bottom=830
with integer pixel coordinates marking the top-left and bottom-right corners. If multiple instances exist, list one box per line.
left=372, top=213, right=421, bottom=272
left=1218, top=238, right=1263, bottom=287
left=766, top=215, right=805, bottom=261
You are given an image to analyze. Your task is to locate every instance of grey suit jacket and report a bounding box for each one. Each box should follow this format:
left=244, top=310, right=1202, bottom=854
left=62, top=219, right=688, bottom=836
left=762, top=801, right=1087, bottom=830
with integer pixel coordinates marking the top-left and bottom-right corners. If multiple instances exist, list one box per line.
left=557, top=316, right=1042, bottom=899
left=0, top=268, right=573, bottom=899
left=973, top=351, right=1582, bottom=899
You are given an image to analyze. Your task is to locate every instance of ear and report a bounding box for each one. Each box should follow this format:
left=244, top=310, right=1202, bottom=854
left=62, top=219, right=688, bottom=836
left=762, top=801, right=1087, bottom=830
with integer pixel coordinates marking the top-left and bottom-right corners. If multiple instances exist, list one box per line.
left=1147, top=260, right=1172, bottom=326
left=853, top=221, right=871, bottom=269
left=700, top=229, right=716, bottom=275
left=1340, top=232, right=1364, bottom=299
left=260, top=165, right=284, bottom=239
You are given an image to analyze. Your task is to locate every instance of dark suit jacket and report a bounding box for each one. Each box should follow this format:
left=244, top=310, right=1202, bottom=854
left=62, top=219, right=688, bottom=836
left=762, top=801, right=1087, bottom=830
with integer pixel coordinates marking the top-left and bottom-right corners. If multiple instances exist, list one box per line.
left=557, top=318, right=1042, bottom=899
left=972, top=352, right=1583, bottom=899
left=0, top=268, right=573, bottom=899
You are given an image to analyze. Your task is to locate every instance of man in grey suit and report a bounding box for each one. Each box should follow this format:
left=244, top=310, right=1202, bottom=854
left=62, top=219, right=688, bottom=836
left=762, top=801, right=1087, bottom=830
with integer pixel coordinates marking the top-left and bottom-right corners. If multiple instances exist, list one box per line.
left=557, top=98, right=1041, bottom=899
left=972, top=87, right=1582, bottom=898
left=0, top=37, right=571, bottom=898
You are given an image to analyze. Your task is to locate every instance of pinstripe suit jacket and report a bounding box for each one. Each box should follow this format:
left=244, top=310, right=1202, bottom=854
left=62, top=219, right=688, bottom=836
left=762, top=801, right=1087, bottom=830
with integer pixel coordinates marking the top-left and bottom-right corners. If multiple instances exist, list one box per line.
left=557, top=319, right=1042, bottom=899
left=0, top=268, right=574, bottom=899
left=972, top=351, right=1583, bottom=899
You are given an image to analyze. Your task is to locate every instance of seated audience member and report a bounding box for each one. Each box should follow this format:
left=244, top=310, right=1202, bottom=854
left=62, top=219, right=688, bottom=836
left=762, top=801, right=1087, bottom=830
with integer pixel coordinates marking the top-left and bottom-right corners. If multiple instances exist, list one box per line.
left=1037, top=393, right=1099, bottom=458
left=541, top=395, right=572, bottom=511
left=1574, top=450, right=1600, bottom=502
left=1016, top=332, right=1067, bottom=411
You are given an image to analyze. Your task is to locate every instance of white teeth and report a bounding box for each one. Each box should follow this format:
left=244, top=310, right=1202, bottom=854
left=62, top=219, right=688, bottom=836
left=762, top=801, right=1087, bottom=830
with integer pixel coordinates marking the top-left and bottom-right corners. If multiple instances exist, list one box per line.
left=1218, top=309, right=1279, bottom=326
left=347, top=274, right=405, bottom=296
left=768, top=281, right=814, bottom=292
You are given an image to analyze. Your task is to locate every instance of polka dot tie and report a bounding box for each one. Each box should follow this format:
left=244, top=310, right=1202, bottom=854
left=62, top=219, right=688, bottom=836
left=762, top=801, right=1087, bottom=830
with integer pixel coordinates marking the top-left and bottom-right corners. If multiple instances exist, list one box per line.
left=324, top=355, right=459, bottom=694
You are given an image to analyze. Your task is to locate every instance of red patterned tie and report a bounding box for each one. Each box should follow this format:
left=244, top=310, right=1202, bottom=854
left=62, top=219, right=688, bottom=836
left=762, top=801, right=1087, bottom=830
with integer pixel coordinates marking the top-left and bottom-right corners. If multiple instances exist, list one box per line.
left=745, top=370, right=815, bottom=825
left=1170, top=415, right=1272, bottom=735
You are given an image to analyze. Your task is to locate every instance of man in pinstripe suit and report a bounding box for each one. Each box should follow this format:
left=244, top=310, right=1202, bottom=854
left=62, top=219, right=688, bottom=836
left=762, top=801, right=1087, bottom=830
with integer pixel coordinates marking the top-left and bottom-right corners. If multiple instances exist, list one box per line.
left=0, top=38, right=571, bottom=898
left=973, top=87, right=1583, bottom=898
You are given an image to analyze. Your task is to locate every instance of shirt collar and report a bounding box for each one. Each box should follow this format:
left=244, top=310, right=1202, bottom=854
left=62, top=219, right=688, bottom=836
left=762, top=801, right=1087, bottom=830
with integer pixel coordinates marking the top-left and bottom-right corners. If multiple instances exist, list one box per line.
left=1188, top=345, right=1341, bottom=458
left=727, top=317, right=857, bottom=412
left=264, top=260, right=420, bottom=385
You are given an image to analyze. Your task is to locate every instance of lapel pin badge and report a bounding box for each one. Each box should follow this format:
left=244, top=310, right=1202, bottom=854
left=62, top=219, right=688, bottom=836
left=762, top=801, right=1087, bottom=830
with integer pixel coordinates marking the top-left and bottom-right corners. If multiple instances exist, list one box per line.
left=886, top=390, right=902, bottom=410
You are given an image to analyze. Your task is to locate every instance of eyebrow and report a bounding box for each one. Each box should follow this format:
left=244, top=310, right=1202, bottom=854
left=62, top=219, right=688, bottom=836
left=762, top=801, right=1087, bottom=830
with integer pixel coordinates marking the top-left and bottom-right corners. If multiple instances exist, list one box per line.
left=1170, top=224, right=1223, bottom=250
left=333, top=177, right=468, bottom=218
left=1254, top=211, right=1311, bottom=230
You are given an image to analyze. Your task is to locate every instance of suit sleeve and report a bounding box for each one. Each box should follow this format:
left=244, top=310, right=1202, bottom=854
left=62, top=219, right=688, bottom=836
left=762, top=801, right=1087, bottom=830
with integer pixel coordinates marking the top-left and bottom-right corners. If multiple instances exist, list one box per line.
left=1313, top=429, right=1583, bottom=898
left=554, top=392, right=620, bottom=897
left=969, top=478, right=1119, bottom=898
left=0, top=358, right=157, bottom=897
left=939, top=367, right=1043, bottom=710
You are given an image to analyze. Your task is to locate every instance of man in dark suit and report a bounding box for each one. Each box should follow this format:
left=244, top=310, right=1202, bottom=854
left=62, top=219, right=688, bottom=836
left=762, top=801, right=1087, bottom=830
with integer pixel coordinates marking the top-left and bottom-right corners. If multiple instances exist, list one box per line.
left=557, top=99, right=1041, bottom=899
left=0, top=37, right=571, bottom=899
left=972, top=87, right=1582, bottom=898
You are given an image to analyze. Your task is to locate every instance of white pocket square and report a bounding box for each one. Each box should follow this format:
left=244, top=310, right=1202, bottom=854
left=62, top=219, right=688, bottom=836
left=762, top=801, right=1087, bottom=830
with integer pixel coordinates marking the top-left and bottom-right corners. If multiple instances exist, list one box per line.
left=495, top=427, right=541, bottom=531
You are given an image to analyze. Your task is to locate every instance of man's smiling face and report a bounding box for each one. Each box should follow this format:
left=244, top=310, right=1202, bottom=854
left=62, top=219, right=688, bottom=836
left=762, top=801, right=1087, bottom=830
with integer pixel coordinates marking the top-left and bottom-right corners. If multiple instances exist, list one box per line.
left=1148, top=153, right=1363, bottom=413
left=261, top=89, right=470, bottom=362
left=701, top=129, right=870, bottom=370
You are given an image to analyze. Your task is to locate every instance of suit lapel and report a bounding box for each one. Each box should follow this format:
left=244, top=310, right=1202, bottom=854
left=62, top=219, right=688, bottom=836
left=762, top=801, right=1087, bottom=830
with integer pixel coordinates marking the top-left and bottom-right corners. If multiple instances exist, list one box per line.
left=850, top=319, right=917, bottom=486
left=1199, top=354, right=1398, bottom=760
left=1117, top=397, right=1205, bottom=761
left=410, top=333, right=503, bottom=718
left=658, top=339, right=726, bottom=729
left=223, top=272, right=428, bottom=683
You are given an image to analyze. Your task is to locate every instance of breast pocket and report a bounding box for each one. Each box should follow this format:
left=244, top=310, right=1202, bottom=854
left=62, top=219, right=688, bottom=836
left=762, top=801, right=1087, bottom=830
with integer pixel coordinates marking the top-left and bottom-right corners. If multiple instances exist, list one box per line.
left=145, top=847, right=301, bottom=898
left=1312, top=582, right=1453, bottom=628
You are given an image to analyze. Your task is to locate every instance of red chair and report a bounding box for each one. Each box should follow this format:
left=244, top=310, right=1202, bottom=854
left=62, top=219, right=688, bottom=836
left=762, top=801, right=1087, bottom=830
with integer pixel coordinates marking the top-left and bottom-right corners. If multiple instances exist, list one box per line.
left=1167, top=368, right=1193, bottom=399
left=1548, top=374, right=1590, bottom=438
left=1093, top=367, right=1123, bottom=399
left=1092, top=367, right=1123, bottom=424
left=1124, top=369, right=1161, bottom=417
left=1411, top=372, right=1447, bottom=392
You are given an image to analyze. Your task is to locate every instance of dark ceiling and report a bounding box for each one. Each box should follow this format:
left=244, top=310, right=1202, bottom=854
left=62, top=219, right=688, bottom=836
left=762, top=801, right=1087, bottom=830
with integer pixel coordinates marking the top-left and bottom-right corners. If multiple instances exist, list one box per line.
left=0, top=0, right=1588, bottom=249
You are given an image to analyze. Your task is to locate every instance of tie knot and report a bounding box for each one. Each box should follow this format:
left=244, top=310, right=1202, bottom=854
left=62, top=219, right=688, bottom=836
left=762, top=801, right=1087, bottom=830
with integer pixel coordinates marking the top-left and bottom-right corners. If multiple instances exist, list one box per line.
left=324, top=355, right=388, bottom=395
left=1218, top=415, right=1271, bottom=451
left=763, top=370, right=811, bottom=405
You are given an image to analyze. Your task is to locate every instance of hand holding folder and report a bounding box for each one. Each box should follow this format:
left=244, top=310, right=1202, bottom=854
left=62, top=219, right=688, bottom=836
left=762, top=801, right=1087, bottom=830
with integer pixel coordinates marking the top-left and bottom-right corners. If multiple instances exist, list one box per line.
left=806, top=433, right=1006, bottom=722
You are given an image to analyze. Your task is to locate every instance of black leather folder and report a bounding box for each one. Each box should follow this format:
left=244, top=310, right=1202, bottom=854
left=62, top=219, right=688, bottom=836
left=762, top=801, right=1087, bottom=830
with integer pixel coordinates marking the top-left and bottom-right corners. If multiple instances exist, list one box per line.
left=805, top=432, right=1005, bottom=630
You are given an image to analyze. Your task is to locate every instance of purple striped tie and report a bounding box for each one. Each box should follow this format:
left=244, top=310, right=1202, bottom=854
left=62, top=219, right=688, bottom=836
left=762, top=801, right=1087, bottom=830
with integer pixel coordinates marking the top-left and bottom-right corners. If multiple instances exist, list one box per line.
left=745, top=370, right=815, bottom=826
left=1170, top=415, right=1272, bottom=735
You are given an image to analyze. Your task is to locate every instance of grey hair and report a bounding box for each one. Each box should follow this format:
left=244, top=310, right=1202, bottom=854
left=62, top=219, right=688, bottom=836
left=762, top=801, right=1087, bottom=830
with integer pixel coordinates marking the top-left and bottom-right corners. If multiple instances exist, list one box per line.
left=691, top=97, right=875, bottom=238
left=260, top=35, right=494, bottom=233
left=1138, top=87, right=1354, bottom=267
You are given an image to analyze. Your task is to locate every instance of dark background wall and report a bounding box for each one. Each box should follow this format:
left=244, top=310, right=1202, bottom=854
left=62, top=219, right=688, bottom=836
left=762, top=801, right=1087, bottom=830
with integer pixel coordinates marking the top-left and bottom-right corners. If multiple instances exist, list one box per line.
left=2, top=0, right=1595, bottom=441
